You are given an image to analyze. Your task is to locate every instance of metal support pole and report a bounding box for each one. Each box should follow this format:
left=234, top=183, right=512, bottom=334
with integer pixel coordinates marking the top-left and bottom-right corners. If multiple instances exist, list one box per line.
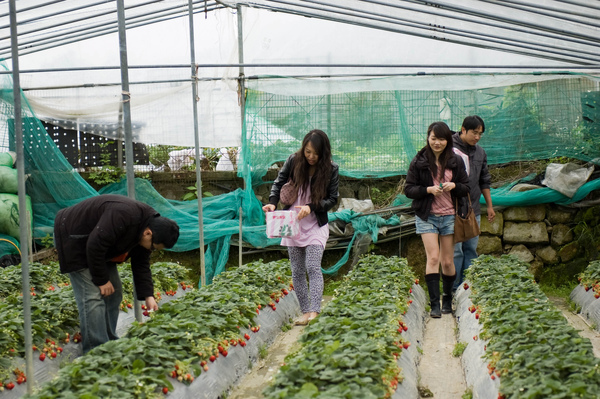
left=237, top=4, right=245, bottom=268
left=188, top=0, right=207, bottom=287
left=116, top=0, right=142, bottom=322
left=9, top=0, right=34, bottom=392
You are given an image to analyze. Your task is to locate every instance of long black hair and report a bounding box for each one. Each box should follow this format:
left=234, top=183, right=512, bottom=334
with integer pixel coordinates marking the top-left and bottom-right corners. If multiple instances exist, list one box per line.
left=292, top=129, right=332, bottom=208
left=424, top=121, right=454, bottom=179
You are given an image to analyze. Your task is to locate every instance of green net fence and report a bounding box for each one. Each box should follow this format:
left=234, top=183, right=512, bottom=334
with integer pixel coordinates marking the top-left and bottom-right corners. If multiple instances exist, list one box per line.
left=1, top=67, right=600, bottom=282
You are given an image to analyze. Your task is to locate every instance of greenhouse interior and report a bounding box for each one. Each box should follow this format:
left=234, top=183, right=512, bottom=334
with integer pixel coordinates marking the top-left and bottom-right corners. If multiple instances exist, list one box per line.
left=1, top=1, right=600, bottom=398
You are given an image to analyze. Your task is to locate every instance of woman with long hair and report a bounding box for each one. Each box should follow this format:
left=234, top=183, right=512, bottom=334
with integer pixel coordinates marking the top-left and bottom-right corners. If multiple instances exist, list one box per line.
left=263, top=129, right=339, bottom=325
left=405, top=122, right=469, bottom=318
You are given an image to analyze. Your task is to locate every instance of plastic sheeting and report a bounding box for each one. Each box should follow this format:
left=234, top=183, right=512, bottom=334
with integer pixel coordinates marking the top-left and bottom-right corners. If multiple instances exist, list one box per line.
left=455, top=284, right=501, bottom=399
left=392, top=283, right=427, bottom=399
left=570, top=285, right=600, bottom=334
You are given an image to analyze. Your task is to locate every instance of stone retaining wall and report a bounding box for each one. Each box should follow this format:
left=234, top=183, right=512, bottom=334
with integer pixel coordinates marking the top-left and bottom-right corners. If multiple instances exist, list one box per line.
left=477, top=203, right=598, bottom=283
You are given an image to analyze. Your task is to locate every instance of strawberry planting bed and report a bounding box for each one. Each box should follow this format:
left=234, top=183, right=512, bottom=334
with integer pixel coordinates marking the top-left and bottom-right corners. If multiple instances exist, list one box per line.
left=456, top=255, right=600, bottom=399
left=570, top=260, right=600, bottom=333
left=263, top=255, right=426, bottom=399
left=0, top=261, right=193, bottom=398
left=11, top=260, right=297, bottom=398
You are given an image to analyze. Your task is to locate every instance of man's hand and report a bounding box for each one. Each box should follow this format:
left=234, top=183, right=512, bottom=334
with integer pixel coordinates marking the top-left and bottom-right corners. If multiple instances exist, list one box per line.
left=487, top=206, right=496, bottom=222
left=99, top=281, right=115, bottom=297
left=145, top=296, right=158, bottom=311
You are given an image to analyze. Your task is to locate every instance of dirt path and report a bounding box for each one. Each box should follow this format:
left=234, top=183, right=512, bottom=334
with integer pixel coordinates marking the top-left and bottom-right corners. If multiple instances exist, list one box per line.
left=228, top=298, right=469, bottom=399
left=417, top=313, right=467, bottom=399
left=227, top=296, right=333, bottom=399
left=548, top=296, right=600, bottom=358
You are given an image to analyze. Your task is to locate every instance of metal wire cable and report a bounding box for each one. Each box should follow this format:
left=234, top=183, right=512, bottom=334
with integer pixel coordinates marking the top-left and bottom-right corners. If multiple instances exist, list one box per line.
left=287, top=0, right=600, bottom=62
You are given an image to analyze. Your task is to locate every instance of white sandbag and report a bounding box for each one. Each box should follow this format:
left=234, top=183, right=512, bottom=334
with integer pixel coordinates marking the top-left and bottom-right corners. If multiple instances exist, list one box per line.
left=0, top=151, right=16, bottom=167
left=0, top=165, right=18, bottom=193
left=0, top=193, right=32, bottom=241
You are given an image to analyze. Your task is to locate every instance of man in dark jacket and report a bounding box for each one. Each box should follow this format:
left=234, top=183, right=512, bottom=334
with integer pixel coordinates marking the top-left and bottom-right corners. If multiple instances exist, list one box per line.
left=452, top=116, right=496, bottom=292
left=54, top=195, right=180, bottom=353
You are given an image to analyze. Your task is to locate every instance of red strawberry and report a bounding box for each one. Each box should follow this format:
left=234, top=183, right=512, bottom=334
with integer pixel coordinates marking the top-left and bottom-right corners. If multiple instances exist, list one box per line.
left=475, top=313, right=480, bottom=319
left=244, top=333, right=250, bottom=340
left=222, top=350, right=228, bottom=357
left=16, top=376, right=25, bottom=385
left=5, top=382, right=15, bottom=390
left=209, top=355, right=216, bottom=362
left=162, top=387, right=169, bottom=394
left=143, top=311, right=149, bottom=317
left=415, top=278, right=420, bottom=285
left=50, top=352, right=57, bottom=358
left=463, top=282, right=469, bottom=290
left=39, top=353, right=46, bottom=361
left=403, top=342, right=410, bottom=349
left=403, top=325, right=408, bottom=331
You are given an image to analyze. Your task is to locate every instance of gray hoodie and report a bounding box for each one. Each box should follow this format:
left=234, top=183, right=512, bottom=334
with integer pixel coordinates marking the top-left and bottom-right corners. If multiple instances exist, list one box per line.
left=452, top=132, right=492, bottom=216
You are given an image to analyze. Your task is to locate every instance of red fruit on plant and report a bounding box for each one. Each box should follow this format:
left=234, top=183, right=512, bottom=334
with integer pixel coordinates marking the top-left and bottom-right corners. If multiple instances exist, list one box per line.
left=127, top=303, right=133, bottom=309
left=39, top=353, right=46, bottom=361
left=16, top=376, right=25, bottom=385
left=50, top=352, right=57, bottom=358
left=414, top=278, right=419, bottom=285
left=240, top=341, right=247, bottom=347
left=222, top=350, right=228, bottom=357
left=143, top=311, right=149, bottom=317
left=245, top=333, right=251, bottom=340
left=463, top=283, right=469, bottom=290
left=162, top=387, right=169, bottom=394
left=475, top=313, right=480, bottom=319
left=403, top=342, right=410, bottom=349
left=57, top=347, right=63, bottom=353
left=171, top=371, right=177, bottom=378
left=203, top=365, right=209, bottom=372
left=271, top=306, right=276, bottom=311
left=5, top=382, right=15, bottom=390
left=275, top=298, right=279, bottom=303
left=209, top=355, right=216, bottom=362
left=595, top=293, right=600, bottom=299
left=403, top=325, right=408, bottom=331
left=218, top=346, right=224, bottom=353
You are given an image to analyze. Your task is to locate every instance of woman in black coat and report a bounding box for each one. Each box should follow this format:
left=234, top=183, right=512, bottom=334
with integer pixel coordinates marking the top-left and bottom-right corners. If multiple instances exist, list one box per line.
left=405, top=122, right=469, bottom=318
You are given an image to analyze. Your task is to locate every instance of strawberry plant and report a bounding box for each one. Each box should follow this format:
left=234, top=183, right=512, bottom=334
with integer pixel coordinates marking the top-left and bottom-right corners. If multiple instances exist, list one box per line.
left=577, top=260, right=600, bottom=299
left=465, top=255, right=600, bottom=398
left=0, top=261, right=191, bottom=389
left=20, top=259, right=293, bottom=398
left=264, top=255, right=417, bottom=399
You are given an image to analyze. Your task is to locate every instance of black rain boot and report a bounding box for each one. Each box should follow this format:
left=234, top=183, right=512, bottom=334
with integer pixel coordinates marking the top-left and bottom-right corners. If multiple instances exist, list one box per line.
left=441, top=273, right=456, bottom=314
left=425, top=273, right=441, bottom=318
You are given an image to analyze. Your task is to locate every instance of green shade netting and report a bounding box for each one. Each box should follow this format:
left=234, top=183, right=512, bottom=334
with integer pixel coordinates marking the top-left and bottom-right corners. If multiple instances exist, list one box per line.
left=2, top=64, right=600, bottom=282
left=240, top=74, right=600, bottom=186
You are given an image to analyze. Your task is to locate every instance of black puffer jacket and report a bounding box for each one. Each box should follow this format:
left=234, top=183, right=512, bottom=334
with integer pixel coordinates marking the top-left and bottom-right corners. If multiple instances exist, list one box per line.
left=54, top=195, right=158, bottom=300
left=269, top=154, right=339, bottom=227
left=404, top=148, right=470, bottom=221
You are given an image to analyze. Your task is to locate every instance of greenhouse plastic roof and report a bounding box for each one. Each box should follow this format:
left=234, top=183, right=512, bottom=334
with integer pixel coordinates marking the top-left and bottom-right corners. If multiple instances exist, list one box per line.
left=1, top=0, right=599, bottom=66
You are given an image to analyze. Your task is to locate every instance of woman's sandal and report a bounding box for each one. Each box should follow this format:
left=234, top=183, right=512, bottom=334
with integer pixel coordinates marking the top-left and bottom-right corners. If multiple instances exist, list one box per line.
left=294, top=318, right=310, bottom=326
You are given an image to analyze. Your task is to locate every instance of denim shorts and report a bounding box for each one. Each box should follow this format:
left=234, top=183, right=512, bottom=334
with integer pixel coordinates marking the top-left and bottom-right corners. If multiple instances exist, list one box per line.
left=415, top=214, right=455, bottom=236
